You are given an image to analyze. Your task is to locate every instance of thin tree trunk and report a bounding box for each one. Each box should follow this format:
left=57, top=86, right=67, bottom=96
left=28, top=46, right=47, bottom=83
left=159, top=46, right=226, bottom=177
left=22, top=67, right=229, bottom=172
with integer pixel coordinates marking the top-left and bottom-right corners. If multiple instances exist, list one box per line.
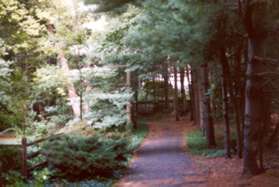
left=174, top=65, right=180, bottom=121
left=180, top=67, right=186, bottom=116
left=223, top=47, right=243, bottom=158
left=186, top=65, right=194, bottom=120
left=192, top=68, right=201, bottom=127
left=203, top=63, right=216, bottom=147
left=191, top=69, right=198, bottom=125
left=197, top=67, right=205, bottom=134
left=220, top=47, right=231, bottom=158
left=234, top=44, right=244, bottom=158
left=163, top=63, right=169, bottom=111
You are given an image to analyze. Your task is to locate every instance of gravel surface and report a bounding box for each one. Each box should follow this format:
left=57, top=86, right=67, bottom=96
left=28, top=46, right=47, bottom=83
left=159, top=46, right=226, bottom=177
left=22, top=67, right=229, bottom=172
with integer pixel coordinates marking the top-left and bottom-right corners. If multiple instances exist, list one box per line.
left=116, top=116, right=207, bottom=187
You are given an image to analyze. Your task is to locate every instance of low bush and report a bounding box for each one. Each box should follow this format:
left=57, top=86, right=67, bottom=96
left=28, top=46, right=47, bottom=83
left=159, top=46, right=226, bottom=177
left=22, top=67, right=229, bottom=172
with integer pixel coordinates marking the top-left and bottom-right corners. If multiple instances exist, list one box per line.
left=41, top=134, right=131, bottom=181
left=1, top=120, right=148, bottom=185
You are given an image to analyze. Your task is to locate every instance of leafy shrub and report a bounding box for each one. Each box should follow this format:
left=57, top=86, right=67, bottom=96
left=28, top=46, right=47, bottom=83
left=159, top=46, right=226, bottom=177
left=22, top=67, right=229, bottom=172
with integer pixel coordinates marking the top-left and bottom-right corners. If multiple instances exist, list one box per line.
left=41, top=134, right=130, bottom=181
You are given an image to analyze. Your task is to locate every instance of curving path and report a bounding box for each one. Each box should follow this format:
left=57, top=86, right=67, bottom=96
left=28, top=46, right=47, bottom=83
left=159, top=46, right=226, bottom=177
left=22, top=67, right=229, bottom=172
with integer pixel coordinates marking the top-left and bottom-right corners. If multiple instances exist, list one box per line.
left=116, top=116, right=207, bottom=187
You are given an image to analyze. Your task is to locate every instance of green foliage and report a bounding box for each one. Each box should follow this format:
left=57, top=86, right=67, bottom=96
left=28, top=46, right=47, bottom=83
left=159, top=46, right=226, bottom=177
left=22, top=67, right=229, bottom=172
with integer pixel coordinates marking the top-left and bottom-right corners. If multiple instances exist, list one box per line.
left=28, top=119, right=148, bottom=183
left=87, top=90, right=132, bottom=129
left=140, top=80, right=173, bottom=101
left=41, top=134, right=130, bottom=181
left=186, top=130, right=224, bottom=158
left=4, top=169, right=52, bottom=187
left=33, top=65, right=69, bottom=96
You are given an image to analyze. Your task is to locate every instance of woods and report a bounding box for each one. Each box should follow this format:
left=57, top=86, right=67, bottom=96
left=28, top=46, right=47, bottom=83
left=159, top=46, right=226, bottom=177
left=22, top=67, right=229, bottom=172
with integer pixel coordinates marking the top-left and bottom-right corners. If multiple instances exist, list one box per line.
left=1, top=0, right=279, bottom=186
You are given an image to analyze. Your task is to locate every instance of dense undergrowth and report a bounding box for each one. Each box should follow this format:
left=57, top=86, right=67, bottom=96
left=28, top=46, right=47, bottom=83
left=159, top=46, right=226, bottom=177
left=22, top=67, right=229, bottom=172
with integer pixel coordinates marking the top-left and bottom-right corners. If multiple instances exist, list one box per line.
left=0, top=120, right=148, bottom=186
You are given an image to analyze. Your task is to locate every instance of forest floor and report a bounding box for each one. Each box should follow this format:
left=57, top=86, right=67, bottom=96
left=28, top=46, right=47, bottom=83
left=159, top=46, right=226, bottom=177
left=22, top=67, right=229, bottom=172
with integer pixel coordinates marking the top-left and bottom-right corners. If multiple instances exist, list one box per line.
left=115, top=115, right=279, bottom=187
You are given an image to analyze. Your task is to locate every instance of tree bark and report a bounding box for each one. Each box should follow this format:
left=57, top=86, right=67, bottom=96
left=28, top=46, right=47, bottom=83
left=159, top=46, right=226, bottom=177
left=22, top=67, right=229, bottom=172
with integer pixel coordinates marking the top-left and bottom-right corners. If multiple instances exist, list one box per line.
left=197, top=66, right=205, bottom=133
left=243, top=44, right=264, bottom=175
left=186, top=65, right=194, bottom=120
left=234, top=44, right=244, bottom=158
left=220, top=47, right=231, bottom=158
left=192, top=68, right=201, bottom=127
left=242, top=1, right=267, bottom=175
left=203, top=63, right=216, bottom=147
left=180, top=67, right=186, bottom=116
left=163, top=63, right=169, bottom=111
left=174, top=65, right=180, bottom=121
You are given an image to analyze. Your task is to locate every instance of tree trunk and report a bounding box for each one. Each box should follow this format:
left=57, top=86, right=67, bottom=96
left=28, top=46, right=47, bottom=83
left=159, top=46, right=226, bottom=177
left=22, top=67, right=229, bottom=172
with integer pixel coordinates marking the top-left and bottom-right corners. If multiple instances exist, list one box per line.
left=203, top=63, right=216, bottom=147
left=180, top=67, right=186, bottom=116
left=243, top=42, right=264, bottom=175
left=192, top=68, right=201, bottom=126
left=220, top=47, right=231, bottom=158
left=163, top=63, right=169, bottom=111
left=186, top=65, right=194, bottom=120
left=58, top=52, right=80, bottom=118
left=174, top=65, right=180, bottom=121
left=197, top=67, right=205, bottom=133
left=234, top=44, right=244, bottom=158
left=242, top=1, right=267, bottom=175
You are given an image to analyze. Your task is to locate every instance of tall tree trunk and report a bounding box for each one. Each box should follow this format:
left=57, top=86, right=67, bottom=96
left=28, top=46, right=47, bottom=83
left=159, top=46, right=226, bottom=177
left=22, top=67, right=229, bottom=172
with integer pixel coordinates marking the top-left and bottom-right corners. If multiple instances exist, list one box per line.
left=58, top=52, right=80, bottom=118
left=220, top=47, right=231, bottom=158
left=242, top=1, right=267, bottom=175
left=192, top=68, right=202, bottom=127
left=203, top=63, right=216, bottom=147
left=186, top=65, right=194, bottom=120
left=174, top=65, right=180, bottom=121
left=163, top=63, right=169, bottom=111
left=243, top=42, right=264, bottom=174
left=197, top=66, right=205, bottom=133
left=234, top=44, right=244, bottom=158
left=222, top=46, right=243, bottom=158
left=191, top=69, right=198, bottom=125
left=180, top=67, right=186, bottom=116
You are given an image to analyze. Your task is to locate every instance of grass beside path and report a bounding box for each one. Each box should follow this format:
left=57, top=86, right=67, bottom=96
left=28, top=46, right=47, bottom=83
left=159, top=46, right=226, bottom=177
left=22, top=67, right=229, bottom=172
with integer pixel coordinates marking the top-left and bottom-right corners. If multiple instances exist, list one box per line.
left=186, top=130, right=225, bottom=158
